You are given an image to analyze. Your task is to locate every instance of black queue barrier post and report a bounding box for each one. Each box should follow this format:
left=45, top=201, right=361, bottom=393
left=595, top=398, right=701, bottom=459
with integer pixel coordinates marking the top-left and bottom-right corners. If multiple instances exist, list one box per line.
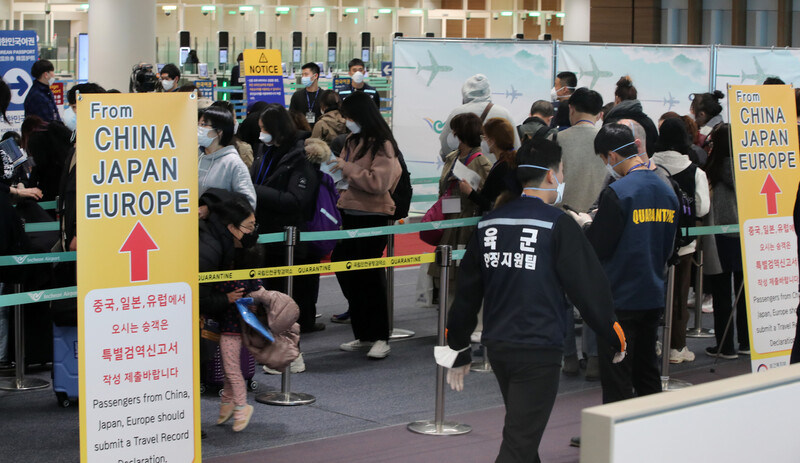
left=386, top=229, right=414, bottom=340
left=660, top=266, right=692, bottom=391
left=0, top=284, right=50, bottom=391
left=256, top=226, right=316, bottom=406
left=686, top=239, right=714, bottom=339
left=408, top=245, right=471, bottom=436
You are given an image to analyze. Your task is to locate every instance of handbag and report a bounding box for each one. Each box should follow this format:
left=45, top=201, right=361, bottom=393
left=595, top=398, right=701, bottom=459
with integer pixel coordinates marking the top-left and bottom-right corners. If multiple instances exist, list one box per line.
left=419, top=152, right=483, bottom=246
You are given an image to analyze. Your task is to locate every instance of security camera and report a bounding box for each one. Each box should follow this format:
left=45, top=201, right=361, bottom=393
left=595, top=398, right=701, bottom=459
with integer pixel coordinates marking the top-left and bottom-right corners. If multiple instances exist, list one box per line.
left=165, top=11, right=171, bottom=16
left=310, top=12, right=315, bottom=17
left=343, top=13, right=347, bottom=17
left=374, top=14, right=379, bottom=19
left=203, top=11, right=209, bottom=16
left=493, top=14, right=498, bottom=20
left=240, top=11, right=245, bottom=16
left=276, top=12, right=280, bottom=17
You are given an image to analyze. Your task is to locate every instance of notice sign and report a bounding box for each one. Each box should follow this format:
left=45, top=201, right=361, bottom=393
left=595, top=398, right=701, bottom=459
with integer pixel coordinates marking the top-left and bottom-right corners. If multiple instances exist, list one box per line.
left=727, top=84, right=800, bottom=372
left=243, top=49, right=285, bottom=106
left=76, top=92, right=200, bottom=462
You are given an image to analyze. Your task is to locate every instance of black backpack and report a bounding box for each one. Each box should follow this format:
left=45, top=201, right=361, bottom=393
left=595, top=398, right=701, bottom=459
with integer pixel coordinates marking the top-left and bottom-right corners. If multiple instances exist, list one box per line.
left=391, top=148, right=413, bottom=221
left=656, top=164, right=697, bottom=251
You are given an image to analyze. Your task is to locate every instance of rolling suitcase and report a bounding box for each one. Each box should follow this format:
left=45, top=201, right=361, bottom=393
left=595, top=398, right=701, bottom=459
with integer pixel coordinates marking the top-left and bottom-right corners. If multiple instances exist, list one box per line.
left=200, top=343, right=258, bottom=396
left=52, top=324, right=78, bottom=407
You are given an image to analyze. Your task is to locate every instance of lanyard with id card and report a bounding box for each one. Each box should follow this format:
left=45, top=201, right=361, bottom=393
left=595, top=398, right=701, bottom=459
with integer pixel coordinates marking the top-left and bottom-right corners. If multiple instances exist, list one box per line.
left=306, top=89, right=319, bottom=124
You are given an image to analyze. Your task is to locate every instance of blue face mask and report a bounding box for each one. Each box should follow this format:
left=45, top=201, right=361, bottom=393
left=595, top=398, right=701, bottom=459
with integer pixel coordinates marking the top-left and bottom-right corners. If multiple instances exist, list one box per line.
left=518, top=164, right=565, bottom=205
left=301, top=75, right=314, bottom=88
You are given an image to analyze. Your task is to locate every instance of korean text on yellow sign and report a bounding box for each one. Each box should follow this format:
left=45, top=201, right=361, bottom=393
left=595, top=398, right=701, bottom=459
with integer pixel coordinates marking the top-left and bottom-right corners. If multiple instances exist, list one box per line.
left=727, top=84, right=800, bottom=373
left=76, top=92, right=201, bottom=462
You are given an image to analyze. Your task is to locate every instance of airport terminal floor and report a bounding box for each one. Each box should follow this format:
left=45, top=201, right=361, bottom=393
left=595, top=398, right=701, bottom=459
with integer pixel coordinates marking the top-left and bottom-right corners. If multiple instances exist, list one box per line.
left=0, top=267, right=750, bottom=462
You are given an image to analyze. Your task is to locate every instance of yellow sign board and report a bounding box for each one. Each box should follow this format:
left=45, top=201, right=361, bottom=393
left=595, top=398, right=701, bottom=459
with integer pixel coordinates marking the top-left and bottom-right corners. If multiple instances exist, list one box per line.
left=243, top=49, right=282, bottom=76
left=727, top=84, right=800, bottom=372
left=76, top=92, right=200, bottom=461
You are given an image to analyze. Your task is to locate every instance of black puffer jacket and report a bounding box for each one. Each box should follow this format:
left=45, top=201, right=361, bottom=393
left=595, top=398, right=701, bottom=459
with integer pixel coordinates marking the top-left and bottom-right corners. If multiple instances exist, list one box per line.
left=199, top=212, right=235, bottom=317
left=251, top=136, right=319, bottom=232
left=604, top=100, right=659, bottom=156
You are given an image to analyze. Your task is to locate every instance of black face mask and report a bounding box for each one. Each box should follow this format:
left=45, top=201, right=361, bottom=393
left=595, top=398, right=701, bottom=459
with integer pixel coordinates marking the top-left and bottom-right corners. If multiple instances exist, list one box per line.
left=239, top=231, right=259, bottom=249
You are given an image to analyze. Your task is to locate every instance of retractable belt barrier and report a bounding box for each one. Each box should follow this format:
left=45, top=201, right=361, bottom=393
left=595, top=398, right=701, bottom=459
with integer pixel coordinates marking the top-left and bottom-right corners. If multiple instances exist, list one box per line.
left=0, top=215, right=737, bottom=307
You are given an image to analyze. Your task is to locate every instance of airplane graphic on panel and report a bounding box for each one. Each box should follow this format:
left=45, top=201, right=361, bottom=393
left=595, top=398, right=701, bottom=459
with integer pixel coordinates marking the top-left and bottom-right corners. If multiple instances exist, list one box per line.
left=417, top=50, right=453, bottom=87
left=505, top=85, right=522, bottom=104
left=741, top=56, right=768, bottom=83
left=579, top=55, right=613, bottom=89
left=663, top=92, right=680, bottom=110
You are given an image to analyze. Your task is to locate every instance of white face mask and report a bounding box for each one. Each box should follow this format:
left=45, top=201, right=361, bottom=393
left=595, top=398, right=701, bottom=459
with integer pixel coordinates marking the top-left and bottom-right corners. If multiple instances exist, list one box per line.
left=48, top=76, right=56, bottom=86
left=351, top=71, right=365, bottom=84
left=259, top=132, right=273, bottom=145
left=480, top=139, right=492, bottom=156
left=550, top=87, right=559, bottom=101
left=345, top=120, right=361, bottom=134
left=63, top=106, right=77, bottom=131
left=233, top=120, right=239, bottom=134
left=519, top=164, right=565, bottom=205
left=198, top=126, right=216, bottom=148
left=447, top=132, right=460, bottom=151
left=162, top=79, right=175, bottom=91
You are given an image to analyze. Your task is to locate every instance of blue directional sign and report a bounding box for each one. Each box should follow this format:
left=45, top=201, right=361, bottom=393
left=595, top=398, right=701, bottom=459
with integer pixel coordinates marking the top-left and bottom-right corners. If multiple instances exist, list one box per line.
left=0, top=31, right=38, bottom=132
left=381, top=61, right=393, bottom=77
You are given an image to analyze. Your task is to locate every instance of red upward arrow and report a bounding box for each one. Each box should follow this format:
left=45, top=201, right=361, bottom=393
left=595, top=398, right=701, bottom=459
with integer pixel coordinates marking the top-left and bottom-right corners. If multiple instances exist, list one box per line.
left=119, top=222, right=159, bottom=282
left=760, top=173, right=782, bottom=216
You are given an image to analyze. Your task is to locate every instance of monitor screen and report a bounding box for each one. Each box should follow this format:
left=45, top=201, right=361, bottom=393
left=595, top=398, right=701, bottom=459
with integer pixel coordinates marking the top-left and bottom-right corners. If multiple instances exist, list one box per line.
left=361, top=49, right=369, bottom=63
left=328, top=49, right=336, bottom=63
left=219, top=49, right=228, bottom=65
left=179, top=47, right=190, bottom=65
left=293, top=48, right=301, bottom=63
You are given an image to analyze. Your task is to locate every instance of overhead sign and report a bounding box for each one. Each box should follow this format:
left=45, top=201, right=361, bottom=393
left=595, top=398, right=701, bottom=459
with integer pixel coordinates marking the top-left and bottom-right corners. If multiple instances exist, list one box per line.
left=243, top=49, right=285, bottom=106
left=0, top=30, right=38, bottom=133
left=727, top=84, right=800, bottom=373
left=76, top=92, right=200, bottom=462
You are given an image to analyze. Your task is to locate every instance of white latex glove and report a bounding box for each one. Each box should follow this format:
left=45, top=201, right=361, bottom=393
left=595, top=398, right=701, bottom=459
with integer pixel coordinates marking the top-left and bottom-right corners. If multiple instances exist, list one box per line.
left=566, top=210, right=593, bottom=228
left=612, top=351, right=627, bottom=364
left=446, top=365, right=470, bottom=392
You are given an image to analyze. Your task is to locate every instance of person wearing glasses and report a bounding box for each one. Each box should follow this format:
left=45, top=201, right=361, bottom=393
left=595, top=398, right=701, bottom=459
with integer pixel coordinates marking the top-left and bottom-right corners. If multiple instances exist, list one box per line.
left=197, top=106, right=256, bottom=210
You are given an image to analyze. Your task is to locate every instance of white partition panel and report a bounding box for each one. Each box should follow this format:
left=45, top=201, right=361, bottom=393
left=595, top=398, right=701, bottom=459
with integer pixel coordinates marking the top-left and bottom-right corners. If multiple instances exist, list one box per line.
left=557, top=42, right=713, bottom=126
left=392, top=38, right=554, bottom=180
left=581, top=364, right=800, bottom=463
left=715, top=45, right=800, bottom=121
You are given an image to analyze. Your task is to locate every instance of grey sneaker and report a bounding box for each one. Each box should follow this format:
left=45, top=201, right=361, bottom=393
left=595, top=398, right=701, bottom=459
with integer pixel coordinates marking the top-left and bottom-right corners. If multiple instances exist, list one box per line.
left=562, top=354, right=579, bottom=376
left=339, top=340, right=374, bottom=352
left=366, top=340, right=390, bottom=359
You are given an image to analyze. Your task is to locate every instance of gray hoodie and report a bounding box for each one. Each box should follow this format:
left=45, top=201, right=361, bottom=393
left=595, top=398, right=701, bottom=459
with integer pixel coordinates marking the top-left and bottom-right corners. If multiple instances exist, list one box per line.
left=651, top=149, right=711, bottom=255
left=198, top=145, right=256, bottom=209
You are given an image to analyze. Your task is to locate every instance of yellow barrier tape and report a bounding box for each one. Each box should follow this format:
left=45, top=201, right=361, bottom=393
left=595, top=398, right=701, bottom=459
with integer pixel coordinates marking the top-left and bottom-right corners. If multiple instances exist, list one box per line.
left=198, top=253, right=436, bottom=283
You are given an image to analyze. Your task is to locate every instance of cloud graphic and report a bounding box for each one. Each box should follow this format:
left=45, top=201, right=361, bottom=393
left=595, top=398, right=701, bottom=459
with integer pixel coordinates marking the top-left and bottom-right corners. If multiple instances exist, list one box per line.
left=513, top=50, right=550, bottom=77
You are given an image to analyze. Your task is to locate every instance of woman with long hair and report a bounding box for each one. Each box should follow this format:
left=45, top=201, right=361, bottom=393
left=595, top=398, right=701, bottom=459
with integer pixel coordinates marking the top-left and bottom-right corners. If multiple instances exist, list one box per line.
left=253, top=103, right=322, bottom=352
left=327, top=92, right=402, bottom=359
left=703, top=123, right=748, bottom=359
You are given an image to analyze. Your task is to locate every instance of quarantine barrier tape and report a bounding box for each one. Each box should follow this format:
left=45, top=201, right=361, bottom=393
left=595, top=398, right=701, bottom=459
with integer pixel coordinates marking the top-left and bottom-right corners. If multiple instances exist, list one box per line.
left=199, top=252, right=437, bottom=284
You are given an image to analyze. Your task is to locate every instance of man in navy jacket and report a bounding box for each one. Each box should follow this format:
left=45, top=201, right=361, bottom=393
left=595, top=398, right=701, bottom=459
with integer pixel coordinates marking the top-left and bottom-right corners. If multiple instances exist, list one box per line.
left=440, top=138, right=626, bottom=463
left=24, top=59, right=60, bottom=123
